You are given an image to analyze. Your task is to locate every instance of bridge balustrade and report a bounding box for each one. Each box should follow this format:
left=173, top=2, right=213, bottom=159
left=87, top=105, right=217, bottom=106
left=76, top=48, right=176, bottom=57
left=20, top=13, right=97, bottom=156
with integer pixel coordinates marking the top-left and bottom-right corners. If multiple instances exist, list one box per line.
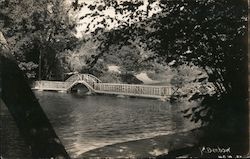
left=94, top=83, right=172, bottom=97
left=34, top=81, right=72, bottom=91
left=32, top=74, right=173, bottom=99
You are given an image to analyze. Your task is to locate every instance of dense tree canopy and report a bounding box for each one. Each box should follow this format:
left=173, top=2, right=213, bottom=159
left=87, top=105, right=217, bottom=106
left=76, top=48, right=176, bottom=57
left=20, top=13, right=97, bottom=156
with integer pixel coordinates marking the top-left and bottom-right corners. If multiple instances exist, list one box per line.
left=72, top=0, right=247, bottom=94
left=0, top=0, right=78, bottom=79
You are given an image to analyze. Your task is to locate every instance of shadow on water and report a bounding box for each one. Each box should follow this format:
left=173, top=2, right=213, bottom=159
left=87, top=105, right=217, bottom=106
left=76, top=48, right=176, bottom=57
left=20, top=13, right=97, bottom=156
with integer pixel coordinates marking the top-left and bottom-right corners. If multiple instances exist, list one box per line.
left=0, top=100, right=32, bottom=158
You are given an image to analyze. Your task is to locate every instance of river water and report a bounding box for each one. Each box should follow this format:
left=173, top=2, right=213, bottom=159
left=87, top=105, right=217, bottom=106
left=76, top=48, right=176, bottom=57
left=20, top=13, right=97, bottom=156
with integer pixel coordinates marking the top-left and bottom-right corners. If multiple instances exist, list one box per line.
left=34, top=91, right=199, bottom=158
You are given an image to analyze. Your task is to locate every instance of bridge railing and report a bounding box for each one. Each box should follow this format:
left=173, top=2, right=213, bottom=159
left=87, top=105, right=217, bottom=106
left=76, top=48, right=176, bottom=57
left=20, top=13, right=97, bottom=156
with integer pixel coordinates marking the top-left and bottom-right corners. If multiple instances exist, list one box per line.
left=82, top=74, right=102, bottom=83
left=93, top=83, right=172, bottom=97
left=33, top=81, right=72, bottom=90
left=33, top=74, right=173, bottom=98
left=65, top=74, right=81, bottom=82
left=65, top=74, right=101, bottom=85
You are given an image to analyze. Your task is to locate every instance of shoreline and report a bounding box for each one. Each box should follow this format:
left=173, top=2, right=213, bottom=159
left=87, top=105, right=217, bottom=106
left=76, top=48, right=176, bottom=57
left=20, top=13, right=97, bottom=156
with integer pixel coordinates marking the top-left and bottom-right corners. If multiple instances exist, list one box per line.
left=79, top=128, right=203, bottom=158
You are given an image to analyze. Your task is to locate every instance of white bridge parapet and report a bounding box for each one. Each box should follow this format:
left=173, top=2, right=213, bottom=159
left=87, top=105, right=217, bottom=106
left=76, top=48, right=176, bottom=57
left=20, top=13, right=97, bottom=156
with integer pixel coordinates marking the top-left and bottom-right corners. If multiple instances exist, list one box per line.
left=33, top=81, right=72, bottom=91
left=32, top=74, right=173, bottom=99
left=94, top=83, right=172, bottom=98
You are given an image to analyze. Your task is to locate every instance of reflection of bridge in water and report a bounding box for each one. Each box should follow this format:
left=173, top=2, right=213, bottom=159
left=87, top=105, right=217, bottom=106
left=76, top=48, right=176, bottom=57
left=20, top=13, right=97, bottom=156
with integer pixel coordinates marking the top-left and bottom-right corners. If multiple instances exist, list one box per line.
left=32, top=74, right=173, bottom=99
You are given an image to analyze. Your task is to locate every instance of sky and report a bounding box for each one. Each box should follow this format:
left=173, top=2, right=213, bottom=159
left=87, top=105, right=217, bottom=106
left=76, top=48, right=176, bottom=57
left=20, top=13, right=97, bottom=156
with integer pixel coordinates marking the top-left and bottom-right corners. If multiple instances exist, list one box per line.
left=66, top=0, right=162, bottom=38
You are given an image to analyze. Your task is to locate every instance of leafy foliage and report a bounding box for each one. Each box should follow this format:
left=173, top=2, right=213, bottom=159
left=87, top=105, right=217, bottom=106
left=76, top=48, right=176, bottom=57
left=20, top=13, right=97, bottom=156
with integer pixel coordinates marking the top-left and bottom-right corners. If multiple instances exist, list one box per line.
left=0, top=0, right=78, bottom=80
left=71, top=0, right=248, bottom=134
left=72, top=0, right=246, bottom=87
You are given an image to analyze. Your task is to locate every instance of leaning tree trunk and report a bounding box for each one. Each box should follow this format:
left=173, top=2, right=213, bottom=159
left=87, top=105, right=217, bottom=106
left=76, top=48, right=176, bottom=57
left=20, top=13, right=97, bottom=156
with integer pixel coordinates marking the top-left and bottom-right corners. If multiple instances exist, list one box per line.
left=0, top=32, right=70, bottom=158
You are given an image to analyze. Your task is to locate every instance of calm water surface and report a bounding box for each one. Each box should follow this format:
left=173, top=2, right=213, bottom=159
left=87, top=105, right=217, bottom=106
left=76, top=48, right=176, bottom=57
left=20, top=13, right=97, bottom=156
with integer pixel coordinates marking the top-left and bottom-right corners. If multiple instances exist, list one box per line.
left=34, top=91, right=198, bottom=157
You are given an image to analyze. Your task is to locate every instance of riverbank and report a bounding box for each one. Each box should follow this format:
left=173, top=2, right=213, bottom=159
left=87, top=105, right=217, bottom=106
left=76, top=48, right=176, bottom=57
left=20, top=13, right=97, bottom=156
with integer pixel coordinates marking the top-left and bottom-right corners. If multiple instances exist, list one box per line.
left=79, top=128, right=203, bottom=158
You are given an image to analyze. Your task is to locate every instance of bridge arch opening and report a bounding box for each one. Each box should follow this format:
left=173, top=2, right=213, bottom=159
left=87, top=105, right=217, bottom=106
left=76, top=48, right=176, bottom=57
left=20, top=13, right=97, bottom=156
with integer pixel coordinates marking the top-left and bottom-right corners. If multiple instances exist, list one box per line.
left=70, top=83, right=91, bottom=95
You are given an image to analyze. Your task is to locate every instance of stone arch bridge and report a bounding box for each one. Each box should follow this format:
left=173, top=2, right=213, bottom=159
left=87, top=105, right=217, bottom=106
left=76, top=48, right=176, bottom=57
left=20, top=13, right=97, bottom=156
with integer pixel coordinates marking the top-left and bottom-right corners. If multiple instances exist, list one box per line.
left=32, top=74, right=173, bottom=100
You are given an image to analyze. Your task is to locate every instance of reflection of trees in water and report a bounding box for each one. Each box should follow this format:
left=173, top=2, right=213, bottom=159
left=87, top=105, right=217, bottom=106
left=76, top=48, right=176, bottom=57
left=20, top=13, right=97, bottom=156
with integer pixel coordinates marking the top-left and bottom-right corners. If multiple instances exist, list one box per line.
left=38, top=91, right=79, bottom=130
left=168, top=104, right=184, bottom=132
left=37, top=91, right=82, bottom=156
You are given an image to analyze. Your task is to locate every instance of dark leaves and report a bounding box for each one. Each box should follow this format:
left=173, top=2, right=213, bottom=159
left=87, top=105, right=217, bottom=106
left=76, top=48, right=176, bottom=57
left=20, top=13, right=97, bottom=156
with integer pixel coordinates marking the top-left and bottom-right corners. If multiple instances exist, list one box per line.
left=97, top=5, right=105, bottom=11
left=88, top=4, right=96, bottom=11
left=72, top=0, right=79, bottom=11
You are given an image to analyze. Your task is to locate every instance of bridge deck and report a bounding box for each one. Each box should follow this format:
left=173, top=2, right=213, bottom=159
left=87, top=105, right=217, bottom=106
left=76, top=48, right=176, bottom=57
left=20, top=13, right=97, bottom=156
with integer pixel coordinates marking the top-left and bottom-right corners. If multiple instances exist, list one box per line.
left=32, top=74, right=173, bottom=99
